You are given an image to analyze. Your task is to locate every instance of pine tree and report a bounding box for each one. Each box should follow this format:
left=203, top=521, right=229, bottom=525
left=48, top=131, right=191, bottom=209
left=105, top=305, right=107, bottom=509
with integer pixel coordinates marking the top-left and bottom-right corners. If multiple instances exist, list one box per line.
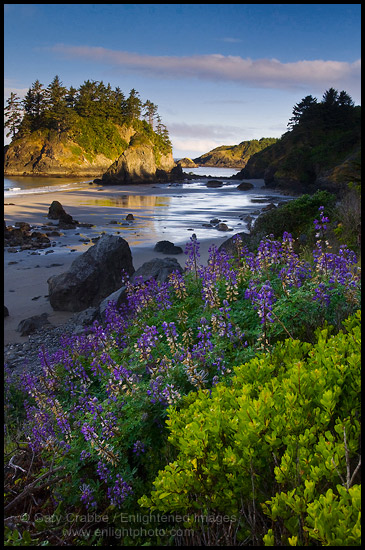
left=45, top=75, right=69, bottom=134
left=123, top=88, right=142, bottom=121
left=143, top=100, right=158, bottom=129
left=4, top=92, right=22, bottom=139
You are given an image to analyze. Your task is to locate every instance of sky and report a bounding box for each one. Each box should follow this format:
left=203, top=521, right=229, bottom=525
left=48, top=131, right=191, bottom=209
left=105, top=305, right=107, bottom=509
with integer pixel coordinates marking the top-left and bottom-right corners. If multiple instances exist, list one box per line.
left=4, top=4, right=361, bottom=159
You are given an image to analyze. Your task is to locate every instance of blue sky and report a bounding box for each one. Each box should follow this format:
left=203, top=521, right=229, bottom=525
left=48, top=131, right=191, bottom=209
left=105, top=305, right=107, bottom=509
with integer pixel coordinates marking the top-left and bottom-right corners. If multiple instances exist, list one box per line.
left=4, top=4, right=361, bottom=158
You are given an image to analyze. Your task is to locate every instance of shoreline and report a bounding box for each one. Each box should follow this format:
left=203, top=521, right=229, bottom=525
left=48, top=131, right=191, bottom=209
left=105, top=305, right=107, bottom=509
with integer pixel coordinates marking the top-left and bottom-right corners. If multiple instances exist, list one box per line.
left=4, top=178, right=292, bottom=345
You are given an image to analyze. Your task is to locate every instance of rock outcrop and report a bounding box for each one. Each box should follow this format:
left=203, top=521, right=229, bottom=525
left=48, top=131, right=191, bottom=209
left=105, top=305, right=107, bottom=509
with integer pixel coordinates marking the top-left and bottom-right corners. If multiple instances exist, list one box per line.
left=4, top=134, right=116, bottom=177
left=100, top=136, right=181, bottom=184
left=47, top=235, right=135, bottom=311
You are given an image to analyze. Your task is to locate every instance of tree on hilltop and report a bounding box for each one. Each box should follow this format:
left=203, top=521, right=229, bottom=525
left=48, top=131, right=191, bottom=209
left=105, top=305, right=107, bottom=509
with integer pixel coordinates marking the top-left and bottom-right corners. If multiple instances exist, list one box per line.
left=4, top=92, right=23, bottom=139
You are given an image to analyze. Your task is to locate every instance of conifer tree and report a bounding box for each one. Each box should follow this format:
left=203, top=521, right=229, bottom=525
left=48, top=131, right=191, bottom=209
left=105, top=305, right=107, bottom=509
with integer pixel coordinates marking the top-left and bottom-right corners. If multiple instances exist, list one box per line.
left=4, top=92, right=22, bottom=139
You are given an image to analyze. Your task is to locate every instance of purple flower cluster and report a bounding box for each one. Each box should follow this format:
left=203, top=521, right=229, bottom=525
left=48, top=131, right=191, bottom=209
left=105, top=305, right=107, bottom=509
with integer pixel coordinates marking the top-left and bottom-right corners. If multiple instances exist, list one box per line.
left=133, top=440, right=146, bottom=456
left=107, top=474, right=132, bottom=507
left=96, top=460, right=112, bottom=482
left=245, top=280, right=276, bottom=324
left=185, top=233, right=201, bottom=275
left=80, top=483, right=97, bottom=510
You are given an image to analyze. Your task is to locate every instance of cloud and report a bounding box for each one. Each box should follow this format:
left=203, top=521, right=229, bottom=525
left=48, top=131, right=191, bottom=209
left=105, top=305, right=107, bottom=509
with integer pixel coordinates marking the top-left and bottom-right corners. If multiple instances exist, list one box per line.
left=171, top=138, right=223, bottom=155
left=52, top=44, right=361, bottom=93
left=167, top=122, right=243, bottom=141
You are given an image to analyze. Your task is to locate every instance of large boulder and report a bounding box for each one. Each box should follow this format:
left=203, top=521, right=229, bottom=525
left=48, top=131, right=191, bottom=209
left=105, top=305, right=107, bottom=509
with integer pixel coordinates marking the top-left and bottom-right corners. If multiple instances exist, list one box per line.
left=47, top=235, right=135, bottom=311
left=131, top=257, right=184, bottom=284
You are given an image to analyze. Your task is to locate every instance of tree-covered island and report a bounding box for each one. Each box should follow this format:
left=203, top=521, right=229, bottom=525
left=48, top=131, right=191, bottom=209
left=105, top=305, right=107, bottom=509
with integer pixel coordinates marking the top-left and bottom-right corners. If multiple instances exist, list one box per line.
left=4, top=76, right=178, bottom=181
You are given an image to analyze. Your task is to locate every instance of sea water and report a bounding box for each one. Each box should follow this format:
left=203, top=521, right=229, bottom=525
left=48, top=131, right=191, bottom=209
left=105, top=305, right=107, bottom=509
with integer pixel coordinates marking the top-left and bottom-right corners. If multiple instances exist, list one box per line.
left=4, top=167, right=293, bottom=246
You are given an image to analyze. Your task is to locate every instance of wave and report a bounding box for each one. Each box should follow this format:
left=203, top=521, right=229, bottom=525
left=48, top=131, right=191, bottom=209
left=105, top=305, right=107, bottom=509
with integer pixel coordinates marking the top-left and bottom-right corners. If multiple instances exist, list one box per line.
left=3, top=181, right=90, bottom=198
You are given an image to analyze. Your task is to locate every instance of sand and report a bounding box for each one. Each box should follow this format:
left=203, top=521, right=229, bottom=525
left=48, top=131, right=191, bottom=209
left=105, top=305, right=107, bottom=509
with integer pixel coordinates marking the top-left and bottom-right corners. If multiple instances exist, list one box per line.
left=5, top=181, right=254, bottom=344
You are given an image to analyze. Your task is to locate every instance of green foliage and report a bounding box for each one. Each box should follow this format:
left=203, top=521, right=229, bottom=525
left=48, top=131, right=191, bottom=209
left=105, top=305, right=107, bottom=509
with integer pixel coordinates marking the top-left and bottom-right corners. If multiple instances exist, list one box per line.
left=252, top=190, right=336, bottom=243
left=72, top=115, right=129, bottom=159
left=140, top=311, right=361, bottom=545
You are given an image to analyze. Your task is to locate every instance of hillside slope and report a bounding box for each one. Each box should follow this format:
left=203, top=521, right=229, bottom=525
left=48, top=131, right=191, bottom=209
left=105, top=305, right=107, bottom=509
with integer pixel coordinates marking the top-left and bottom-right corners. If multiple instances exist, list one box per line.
left=193, top=137, right=277, bottom=168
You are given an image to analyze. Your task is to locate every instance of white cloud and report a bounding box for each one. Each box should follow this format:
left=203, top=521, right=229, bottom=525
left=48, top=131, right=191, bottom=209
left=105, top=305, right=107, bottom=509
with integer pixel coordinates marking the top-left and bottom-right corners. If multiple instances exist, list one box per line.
left=168, top=122, right=243, bottom=141
left=171, top=138, right=222, bottom=155
left=51, top=44, right=361, bottom=93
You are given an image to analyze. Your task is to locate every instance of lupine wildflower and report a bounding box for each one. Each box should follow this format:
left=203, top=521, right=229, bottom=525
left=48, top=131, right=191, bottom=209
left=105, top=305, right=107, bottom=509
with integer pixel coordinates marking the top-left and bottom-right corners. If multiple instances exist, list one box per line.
left=107, top=474, right=132, bottom=506
left=96, top=460, right=112, bottom=482
left=80, top=483, right=97, bottom=510
left=133, top=440, right=146, bottom=457
left=185, top=233, right=200, bottom=275
left=245, top=280, right=276, bottom=324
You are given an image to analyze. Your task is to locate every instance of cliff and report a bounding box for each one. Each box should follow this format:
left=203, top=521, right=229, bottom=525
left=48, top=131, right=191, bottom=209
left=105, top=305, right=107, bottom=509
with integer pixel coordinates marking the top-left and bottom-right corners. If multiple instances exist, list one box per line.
left=4, top=122, right=178, bottom=182
left=193, top=138, right=278, bottom=168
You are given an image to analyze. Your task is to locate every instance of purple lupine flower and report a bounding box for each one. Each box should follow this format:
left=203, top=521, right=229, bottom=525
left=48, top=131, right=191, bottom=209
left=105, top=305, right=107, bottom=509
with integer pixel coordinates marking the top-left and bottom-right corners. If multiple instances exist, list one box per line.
left=185, top=233, right=201, bottom=274
left=80, top=483, right=97, bottom=510
left=132, top=440, right=146, bottom=457
left=245, top=280, right=276, bottom=324
left=80, top=422, right=97, bottom=442
left=313, top=282, right=331, bottom=307
left=96, top=461, right=112, bottom=482
left=80, top=450, right=91, bottom=461
left=107, top=474, right=132, bottom=506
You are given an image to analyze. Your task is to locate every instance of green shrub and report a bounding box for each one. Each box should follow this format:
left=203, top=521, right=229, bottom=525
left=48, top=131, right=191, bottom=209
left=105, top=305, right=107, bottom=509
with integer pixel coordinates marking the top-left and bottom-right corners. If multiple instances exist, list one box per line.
left=252, top=190, right=336, bottom=243
left=140, top=311, right=361, bottom=546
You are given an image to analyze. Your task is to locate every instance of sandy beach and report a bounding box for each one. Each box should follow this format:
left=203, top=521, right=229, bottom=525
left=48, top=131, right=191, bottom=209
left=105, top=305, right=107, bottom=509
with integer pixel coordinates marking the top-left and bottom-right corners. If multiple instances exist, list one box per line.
left=4, top=178, right=289, bottom=344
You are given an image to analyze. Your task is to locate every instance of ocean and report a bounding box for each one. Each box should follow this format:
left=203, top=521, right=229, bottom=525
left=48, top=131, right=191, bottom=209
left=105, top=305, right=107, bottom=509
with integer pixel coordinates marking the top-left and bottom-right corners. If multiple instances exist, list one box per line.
left=4, top=167, right=240, bottom=198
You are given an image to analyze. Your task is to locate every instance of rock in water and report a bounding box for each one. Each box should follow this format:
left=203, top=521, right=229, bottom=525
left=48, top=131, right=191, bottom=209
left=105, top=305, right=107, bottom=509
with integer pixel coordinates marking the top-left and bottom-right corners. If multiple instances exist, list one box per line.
left=47, top=235, right=135, bottom=311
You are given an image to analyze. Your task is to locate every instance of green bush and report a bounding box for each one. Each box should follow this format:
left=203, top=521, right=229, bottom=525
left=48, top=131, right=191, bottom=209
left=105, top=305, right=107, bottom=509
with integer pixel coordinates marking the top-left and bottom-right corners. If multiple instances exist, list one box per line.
left=252, top=190, right=336, bottom=244
left=140, top=311, right=361, bottom=546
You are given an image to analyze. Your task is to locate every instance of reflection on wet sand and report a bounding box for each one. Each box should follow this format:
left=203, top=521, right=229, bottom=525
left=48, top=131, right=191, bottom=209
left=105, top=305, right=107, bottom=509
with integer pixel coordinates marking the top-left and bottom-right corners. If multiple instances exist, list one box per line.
left=80, top=195, right=170, bottom=209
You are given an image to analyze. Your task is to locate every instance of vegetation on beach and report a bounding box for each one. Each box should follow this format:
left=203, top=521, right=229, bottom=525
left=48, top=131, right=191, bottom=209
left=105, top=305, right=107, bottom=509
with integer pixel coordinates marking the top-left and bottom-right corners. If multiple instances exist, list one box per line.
left=4, top=199, right=361, bottom=545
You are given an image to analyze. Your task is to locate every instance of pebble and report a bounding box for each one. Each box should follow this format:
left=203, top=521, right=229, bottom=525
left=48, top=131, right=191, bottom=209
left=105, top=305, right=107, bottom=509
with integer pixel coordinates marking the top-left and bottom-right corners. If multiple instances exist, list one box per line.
left=4, top=316, right=87, bottom=382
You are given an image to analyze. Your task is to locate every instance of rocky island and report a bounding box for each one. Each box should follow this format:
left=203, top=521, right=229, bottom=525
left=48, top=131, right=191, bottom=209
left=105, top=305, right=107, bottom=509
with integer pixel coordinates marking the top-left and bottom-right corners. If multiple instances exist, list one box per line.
left=4, top=76, right=180, bottom=183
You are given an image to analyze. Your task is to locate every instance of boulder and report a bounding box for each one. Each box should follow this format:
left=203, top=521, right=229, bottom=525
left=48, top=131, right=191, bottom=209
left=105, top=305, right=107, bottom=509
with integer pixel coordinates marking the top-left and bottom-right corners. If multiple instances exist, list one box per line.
left=206, top=180, right=224, bottom=188
left=154, top=240, right=183, bottom=254
left=237, top=181, right=254, bottom=191
left=47, top=235, right=135, bottom=312
left=17, top=313, right=51, bottom=336
left=101, top=139, right=179, bottom=184
left=47, top=200, right=78, bottom=225
left=131, top=257, right=184, bottom=284
left=218, top=232, right=253, bottom=255
left=176, top=158, right=198, bottom=168
left=4, top=305, right=9, bottom=317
